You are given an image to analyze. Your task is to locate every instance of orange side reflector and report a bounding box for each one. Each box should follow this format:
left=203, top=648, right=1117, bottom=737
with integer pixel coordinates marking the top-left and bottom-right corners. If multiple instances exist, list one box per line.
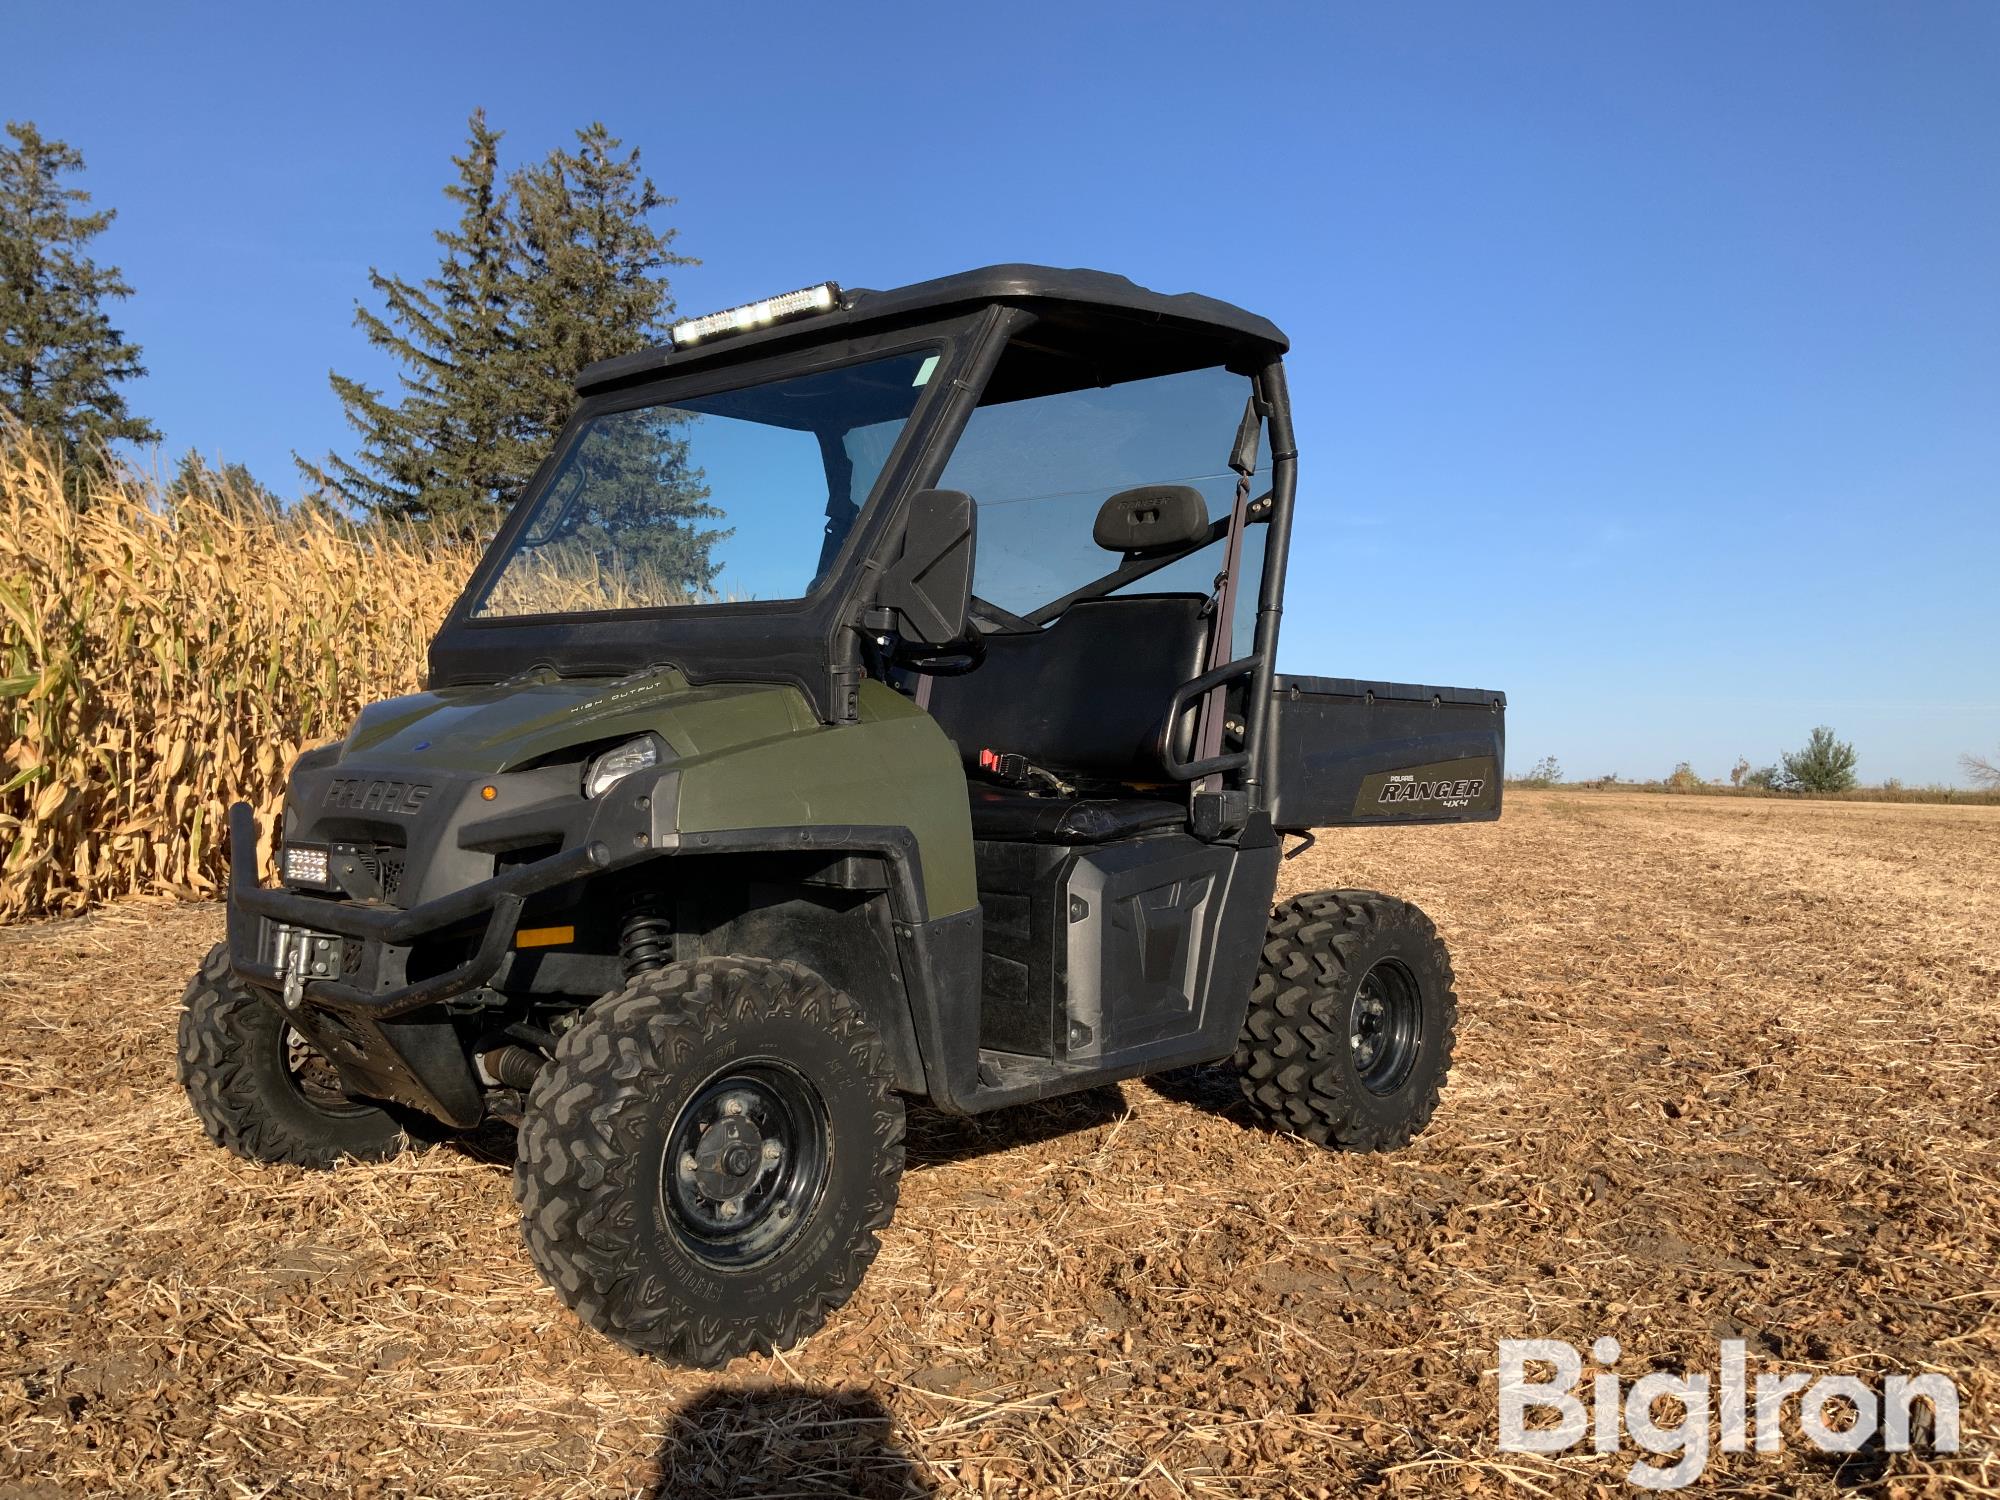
left=514, top=925, right=574, bottom=949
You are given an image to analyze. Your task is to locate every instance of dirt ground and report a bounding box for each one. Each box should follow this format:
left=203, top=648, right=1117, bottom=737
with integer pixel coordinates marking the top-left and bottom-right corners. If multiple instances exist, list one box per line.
left=2, top=790, right=1995, bottom=1497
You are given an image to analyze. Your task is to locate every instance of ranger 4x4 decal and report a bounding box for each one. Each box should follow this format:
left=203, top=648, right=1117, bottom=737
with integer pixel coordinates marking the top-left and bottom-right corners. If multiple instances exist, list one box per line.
left=1353, top=756, right=1500, bottom=818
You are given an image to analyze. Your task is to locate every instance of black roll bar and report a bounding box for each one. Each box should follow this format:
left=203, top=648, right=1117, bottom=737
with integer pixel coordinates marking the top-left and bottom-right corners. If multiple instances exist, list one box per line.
left=1241, top=359, right=1298, bottom=808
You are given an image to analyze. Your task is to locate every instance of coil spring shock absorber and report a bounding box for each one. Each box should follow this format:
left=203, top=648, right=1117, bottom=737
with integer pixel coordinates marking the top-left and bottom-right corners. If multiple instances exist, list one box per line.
left=619, top=893, right=673, bottom=979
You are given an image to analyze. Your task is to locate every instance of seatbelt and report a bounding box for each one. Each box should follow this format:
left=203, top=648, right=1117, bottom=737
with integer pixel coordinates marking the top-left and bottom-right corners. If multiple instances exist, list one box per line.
left=1192, top=394, right=1261, bottom=796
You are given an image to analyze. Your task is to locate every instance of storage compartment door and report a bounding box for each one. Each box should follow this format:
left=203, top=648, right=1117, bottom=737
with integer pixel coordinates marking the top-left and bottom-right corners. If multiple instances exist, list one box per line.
left=1266, top=676, right=1506, bottom=830
left=1063, top=840, right=1228, bottom=1057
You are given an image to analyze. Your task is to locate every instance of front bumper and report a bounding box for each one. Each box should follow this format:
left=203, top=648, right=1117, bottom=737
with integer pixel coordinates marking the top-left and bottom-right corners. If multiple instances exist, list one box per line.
left=225, top=802, right=612, bottom=1020
left=222, top=769, right=670, bottom=1125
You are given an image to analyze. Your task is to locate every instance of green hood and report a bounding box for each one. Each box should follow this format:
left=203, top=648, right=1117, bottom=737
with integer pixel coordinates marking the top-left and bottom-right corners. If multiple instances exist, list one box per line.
left=340, top=667, right=820, bottom=774
left=323, top=670, right=977, bottom=920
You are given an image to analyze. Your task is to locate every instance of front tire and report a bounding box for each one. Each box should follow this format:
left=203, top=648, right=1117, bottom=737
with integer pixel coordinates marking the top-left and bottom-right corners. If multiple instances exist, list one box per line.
left=1233, top=891, right=1458, bottom=1151
left=176, top=942, right=407, bottom=1167
left=514, top=957, right=905, bottom=1367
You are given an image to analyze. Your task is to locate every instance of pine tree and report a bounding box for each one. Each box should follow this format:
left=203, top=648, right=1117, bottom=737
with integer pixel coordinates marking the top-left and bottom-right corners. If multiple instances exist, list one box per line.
left=507, top=123, right=722, bottom=595
left=0, top=121, right=157, bottom=475
left=166, top=450, right=284, bottom=518
left=305, top=116, right=710, bottom=557
left=509, top=122, right=696, bottom=438
left=298, top=110, right=531, bottom=532
left=1778, top=726, right=1859, bottom=793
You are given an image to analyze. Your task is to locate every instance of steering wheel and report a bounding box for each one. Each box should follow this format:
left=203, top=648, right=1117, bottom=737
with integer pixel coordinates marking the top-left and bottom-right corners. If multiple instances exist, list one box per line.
left=968, top=594, right=1038, bottom=633
left=892, top=632, right=986, bottom=676
left=889, top=595, right=1034, bottom=676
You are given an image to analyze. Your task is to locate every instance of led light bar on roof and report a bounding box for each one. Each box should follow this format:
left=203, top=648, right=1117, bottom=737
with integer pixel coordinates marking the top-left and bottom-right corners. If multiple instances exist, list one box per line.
left=670, top=282, right=841, bottom=348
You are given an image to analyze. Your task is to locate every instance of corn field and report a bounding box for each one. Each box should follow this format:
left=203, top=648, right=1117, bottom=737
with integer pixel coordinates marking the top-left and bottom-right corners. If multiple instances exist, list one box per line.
left=0, top=426, right=478, bottom=921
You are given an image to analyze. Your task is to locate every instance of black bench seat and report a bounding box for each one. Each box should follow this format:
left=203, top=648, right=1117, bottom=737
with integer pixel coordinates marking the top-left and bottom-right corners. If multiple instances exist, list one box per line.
left=927, top=593, right=1209, bottom=844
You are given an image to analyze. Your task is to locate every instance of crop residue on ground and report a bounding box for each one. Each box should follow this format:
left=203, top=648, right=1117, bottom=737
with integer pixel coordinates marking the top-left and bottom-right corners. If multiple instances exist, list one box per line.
left=2, top=790, right=1994, bottom=1496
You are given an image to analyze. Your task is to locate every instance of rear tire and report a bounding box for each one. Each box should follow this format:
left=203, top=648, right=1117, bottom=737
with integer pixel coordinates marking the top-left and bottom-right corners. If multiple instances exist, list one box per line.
left=1233, top=891, right=1457, bottom=1151
left=514, top=957, right=904, bottom=1367
left=177, top=942, right=407, bottom=1167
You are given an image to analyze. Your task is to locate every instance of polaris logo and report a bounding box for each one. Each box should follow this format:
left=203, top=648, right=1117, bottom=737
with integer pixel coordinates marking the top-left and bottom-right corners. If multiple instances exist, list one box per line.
left=1380, top=774, right=1485, bottom=806
left=324, top=778, right=433, bottom=816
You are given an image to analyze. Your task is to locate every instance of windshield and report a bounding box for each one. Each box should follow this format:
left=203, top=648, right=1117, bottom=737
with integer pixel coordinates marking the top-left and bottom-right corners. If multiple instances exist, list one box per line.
left=472, top=350, right=940, bottom=618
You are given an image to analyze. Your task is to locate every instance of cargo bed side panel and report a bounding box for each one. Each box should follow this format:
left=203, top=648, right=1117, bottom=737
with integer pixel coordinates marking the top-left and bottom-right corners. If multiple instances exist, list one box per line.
left=1265, top=676, right=1506, bottom=830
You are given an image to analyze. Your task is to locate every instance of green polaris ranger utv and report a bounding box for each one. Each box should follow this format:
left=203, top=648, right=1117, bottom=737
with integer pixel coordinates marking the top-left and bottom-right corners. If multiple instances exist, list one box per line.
left=179, top=267, right=1505, bottom=1366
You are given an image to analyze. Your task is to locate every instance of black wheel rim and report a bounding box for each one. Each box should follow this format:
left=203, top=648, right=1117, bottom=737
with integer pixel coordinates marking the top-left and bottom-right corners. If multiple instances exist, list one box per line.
left=660, top=1061, right=830, bottom=1269
left=280, top=1025, right=373, bottom=1116
left=1349, top=959, right=1423, bottom=1096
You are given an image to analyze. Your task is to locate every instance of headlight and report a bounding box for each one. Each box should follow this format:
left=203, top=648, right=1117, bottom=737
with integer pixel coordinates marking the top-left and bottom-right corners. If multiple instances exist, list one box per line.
left=584, top=736, right=659, bottom=798
left=281, top=842, right=332, bottom=889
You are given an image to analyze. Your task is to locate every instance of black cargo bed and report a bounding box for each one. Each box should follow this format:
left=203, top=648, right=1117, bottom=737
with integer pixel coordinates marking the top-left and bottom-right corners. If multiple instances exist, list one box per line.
left=1264, top=675, right=1506, bottom=831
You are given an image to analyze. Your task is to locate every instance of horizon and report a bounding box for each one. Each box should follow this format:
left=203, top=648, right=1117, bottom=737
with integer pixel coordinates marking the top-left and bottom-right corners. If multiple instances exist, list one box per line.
left=5, top=1, right=1995, bottom=785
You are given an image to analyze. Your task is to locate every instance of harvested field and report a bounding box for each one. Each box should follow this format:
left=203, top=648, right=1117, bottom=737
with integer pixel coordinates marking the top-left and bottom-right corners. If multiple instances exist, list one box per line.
left=2, top=789, right=1995, bottom=1496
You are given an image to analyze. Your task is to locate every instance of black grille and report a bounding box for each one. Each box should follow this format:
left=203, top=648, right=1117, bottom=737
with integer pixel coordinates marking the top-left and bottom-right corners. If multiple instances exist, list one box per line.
left=373, top=850, right=407, bottom=901
left=331, top=842, right=409, bottom=902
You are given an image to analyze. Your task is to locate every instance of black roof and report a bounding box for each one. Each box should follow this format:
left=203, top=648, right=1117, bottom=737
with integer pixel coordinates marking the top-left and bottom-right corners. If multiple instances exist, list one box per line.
left=576, top=264, right=1288, bottom=394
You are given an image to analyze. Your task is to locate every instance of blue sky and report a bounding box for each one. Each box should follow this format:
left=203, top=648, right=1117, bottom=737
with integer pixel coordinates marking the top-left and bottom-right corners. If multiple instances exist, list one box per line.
left=6, top=2, right=1996, bottom=784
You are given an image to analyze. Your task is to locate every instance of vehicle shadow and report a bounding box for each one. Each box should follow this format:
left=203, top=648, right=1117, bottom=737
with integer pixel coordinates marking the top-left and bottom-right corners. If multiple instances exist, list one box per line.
left=438, top=1116, right=519, bottom=1169
left=903, top=1082, right=1128, bottom=1170
left=434, top=1082, right=1136, bottom=1175
left=1141, top=1060, right=1264, bottom=1126
left=644, top=1383, right=934, bottom=1499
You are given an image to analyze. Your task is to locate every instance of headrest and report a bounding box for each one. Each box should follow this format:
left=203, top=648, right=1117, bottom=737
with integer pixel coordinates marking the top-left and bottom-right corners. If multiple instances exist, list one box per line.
left=1092, top=484, right=1210, bottom=555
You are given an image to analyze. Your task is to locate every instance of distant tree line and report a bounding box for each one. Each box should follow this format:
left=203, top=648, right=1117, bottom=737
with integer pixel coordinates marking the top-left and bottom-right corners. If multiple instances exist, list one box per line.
left=1675, top=728, right=1862, bottom=793
left=3, top=110, right=705, bottom=549
left=1525, top=727, right=2000, bottom=797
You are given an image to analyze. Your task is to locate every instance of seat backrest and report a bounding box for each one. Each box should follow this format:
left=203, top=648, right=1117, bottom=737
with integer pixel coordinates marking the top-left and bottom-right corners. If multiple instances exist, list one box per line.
left=925, top=594, right=1208, bottom=783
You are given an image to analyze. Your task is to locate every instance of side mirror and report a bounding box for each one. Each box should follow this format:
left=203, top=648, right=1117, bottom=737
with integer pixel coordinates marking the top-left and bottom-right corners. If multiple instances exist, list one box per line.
left=876, top=488, right=976, bottom=645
